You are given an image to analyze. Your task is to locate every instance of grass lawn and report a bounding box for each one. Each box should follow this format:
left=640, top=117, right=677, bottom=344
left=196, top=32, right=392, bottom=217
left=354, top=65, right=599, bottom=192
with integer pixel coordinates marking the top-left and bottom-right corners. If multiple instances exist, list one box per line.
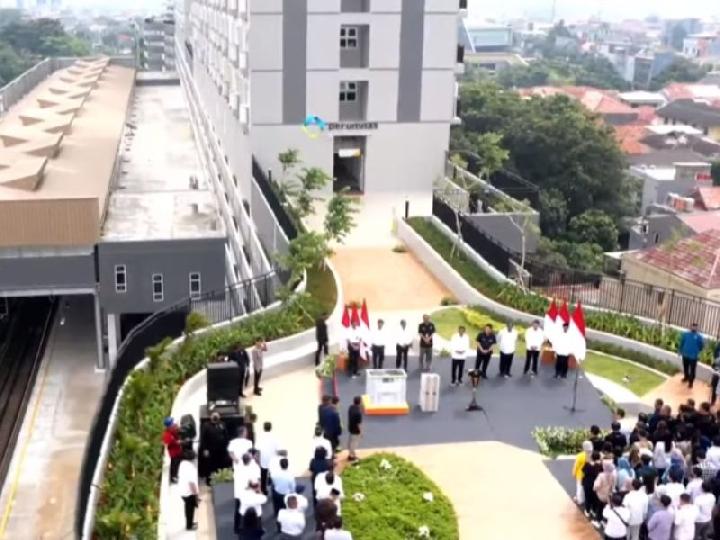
left=582, top=353, right=665, bottom=397
left=431, top=307, right=665, bottom=396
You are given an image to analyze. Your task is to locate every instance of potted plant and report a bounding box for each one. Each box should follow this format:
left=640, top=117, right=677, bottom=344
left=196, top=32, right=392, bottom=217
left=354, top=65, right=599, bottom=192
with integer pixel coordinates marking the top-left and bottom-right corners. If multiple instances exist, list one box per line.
left=315, top=353, right=339, bottom=398
left=210, top=468, right=235, bottom=537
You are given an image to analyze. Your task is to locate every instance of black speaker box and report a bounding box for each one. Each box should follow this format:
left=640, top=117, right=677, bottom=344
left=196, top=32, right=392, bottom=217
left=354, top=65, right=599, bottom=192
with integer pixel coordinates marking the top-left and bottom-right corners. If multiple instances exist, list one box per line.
left=207, top=361, right=239, bottom=404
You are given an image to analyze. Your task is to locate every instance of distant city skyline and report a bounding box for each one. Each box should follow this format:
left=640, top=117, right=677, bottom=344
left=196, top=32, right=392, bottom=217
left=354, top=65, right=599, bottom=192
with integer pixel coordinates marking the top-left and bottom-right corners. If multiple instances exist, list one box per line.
left=470, top=0, right=719, bottom=23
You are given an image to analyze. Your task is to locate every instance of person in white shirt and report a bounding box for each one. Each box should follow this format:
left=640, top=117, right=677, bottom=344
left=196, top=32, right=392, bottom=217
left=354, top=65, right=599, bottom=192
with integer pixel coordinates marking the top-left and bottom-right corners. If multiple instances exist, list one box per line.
left=314, top=471, right=343, bottom=500
left=255, top=421, right=279, bottom=495
left=395, top=319, right=414, bottom=371
left=674, top=493, right=699, bottom=540
left=277, top=494, right=306, bottom=537
left=233, top=453, right=261, bottom=533
left=523, top=319, right=544, bottom=377
left=659, top=476, right=685, bottom=509
left=685, top=466, right=704, bottom=501
left=269, top=449, right=289, bottom=480
left=622, top=479, right=648, bottom=540
left=449, top=325, right=471, bottom=386
left=553, top=323, right=573, bottom=379
left=227, top=427, right=253, bottom=466
left=271, top=458, right=297, bottom=516
left=370, top=319, right=388, bottom=369
left=312, top=426, right=333, bottom=460
left=284, top=490, right=309, bottom=512
left=177, top=449, right=199, bottom=531
left=346, top=322, right=363, bottom=377
left=694, top=481, right=715, bottom=539
left=239, top=480, right=268, bottom=519
left=496, top=322, right=518, bottom=378
left=706, top=436, right=720, bottom=471
left=324, top=517, right=353, bottom=540
left=602, top=493, right=630, bottom=540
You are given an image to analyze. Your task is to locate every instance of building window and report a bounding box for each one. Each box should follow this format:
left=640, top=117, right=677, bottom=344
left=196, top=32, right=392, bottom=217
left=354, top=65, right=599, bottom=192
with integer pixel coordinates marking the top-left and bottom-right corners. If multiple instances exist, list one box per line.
left=340, top=27, right=358, bottom=49
left=340, top=81, right=357, bottom=102
left=152, top=273, right=164, bottom=302
left=115, top=265, right=127, bottom=293
left=189, top=272, right=202, bottom=299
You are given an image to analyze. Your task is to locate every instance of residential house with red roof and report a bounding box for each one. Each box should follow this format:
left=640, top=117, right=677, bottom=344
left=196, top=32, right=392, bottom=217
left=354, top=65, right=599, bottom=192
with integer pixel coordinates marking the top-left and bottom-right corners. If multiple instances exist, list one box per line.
left=622, top=229, right=720, bottom=300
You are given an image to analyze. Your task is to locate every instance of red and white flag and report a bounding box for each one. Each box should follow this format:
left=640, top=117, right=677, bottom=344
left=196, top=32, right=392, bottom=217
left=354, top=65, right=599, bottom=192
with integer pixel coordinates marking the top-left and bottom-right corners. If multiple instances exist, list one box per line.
left=340, top=305, right=351, bottom=350
left=360, top=299, right=370, bottom=362
left=544, top=299, right=559, bottom=346
left=568, top=302, right=587, bottom=362
left=350, top=303, right=360, bottom=327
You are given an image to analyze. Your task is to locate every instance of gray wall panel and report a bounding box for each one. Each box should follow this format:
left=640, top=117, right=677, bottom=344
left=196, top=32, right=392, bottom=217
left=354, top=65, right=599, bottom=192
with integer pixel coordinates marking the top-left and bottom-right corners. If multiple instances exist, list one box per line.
left=0, top=252, right=95, bottom=292
left=397, top=0, right=425, bottom=122
left=282, top=0, right=308, bottom=124
left=98, top=238, right=226, bottom=314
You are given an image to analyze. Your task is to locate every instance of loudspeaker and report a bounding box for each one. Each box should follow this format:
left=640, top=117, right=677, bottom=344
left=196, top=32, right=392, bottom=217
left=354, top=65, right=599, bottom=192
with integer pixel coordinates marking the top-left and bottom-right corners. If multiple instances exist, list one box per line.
left=207, top=361, right=239, bottom=404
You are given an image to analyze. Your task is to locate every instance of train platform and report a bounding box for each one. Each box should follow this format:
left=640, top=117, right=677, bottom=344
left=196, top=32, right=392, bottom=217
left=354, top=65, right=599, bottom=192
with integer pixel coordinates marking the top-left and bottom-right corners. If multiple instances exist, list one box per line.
left=0, top=295, right=104, bottom=540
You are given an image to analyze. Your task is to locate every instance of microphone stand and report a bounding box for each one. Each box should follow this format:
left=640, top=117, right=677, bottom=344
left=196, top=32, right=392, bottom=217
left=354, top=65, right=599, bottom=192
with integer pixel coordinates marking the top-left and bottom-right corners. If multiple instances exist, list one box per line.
left=564, top=358, right=584, bottom=414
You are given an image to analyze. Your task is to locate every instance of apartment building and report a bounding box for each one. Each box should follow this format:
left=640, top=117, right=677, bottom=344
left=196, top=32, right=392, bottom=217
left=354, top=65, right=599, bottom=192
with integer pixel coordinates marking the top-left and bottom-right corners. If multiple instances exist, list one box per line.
left=176, top=0, right=463, bottom=230
left=137, top=11, right=176, bottom=72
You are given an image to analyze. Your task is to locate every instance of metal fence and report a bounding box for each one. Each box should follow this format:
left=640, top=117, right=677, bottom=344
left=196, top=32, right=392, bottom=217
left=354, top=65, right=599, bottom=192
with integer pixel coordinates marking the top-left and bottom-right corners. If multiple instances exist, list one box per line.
left=526, top=259, right=720, bottom=337
left=75, top=273, right=280, bottom=537
left=432, top=196, right=517, bottom=276
left=251, top=157, right=300, bottom=241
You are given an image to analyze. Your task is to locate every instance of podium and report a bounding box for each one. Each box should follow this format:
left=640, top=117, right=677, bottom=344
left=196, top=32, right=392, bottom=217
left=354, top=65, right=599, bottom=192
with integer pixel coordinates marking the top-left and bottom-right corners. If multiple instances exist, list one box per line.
left=362, top=369, right=409, bottom=416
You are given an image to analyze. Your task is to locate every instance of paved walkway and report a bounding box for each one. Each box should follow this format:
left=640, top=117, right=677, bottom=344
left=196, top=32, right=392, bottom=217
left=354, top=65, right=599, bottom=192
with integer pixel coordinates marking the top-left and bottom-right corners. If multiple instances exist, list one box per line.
left=331, top=247, right=450, bottom=312
left=643, top=374, right=713, bottom=410
left=585, top=373, right=640, bottom=404
left=0, top=296, right=104, bottom=540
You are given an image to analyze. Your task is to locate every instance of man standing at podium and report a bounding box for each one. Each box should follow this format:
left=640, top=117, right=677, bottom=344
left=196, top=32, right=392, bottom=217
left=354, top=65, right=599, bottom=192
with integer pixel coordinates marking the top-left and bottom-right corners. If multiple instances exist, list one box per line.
left=370, top=319, right=388, bottom=369
left=347, top=322, right=363, bottom=378
left=450, top=326, right=470, bottom=386
left=418, top=314, right=436, bottom=372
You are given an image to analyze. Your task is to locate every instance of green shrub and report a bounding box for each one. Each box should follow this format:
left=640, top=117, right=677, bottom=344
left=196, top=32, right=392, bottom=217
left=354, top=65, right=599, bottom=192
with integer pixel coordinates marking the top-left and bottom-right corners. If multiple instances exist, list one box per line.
left=94, top=286, right=331, bottom=538
left=210, top=468, right=234, bottom=483
left=532, top=426, right=594, bottom=458
left=440, top=296, right=458, bottom=306
left=407, top=218, right=718, bottom=364
left=343, top=453, right=459, bottom=540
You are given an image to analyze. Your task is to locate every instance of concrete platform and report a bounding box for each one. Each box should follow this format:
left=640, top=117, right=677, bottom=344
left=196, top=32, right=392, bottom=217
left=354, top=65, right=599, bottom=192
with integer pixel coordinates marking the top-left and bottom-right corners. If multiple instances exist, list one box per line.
left=0, top=295, right=104, bottom=540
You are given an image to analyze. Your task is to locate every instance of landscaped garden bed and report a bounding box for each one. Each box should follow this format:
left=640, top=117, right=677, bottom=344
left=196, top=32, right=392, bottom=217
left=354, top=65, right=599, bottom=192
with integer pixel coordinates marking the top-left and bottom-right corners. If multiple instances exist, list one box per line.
left=408, top=217, right=716, bottom=364
left=532, top=426, right=597, bottom=458
left=343, top=453, right=459, bottom=540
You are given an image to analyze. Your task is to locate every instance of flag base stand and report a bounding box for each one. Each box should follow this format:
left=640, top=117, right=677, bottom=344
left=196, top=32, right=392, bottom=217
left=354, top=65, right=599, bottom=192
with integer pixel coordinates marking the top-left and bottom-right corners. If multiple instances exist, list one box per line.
left=563, top=367, right=584, bottom=414
left=466, top=370, right=484, bottom=412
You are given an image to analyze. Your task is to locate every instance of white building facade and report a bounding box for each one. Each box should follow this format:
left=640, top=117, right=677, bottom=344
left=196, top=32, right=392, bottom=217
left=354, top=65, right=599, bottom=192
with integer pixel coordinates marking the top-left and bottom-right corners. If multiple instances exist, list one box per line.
left=176, top=0, right=462, bottom=252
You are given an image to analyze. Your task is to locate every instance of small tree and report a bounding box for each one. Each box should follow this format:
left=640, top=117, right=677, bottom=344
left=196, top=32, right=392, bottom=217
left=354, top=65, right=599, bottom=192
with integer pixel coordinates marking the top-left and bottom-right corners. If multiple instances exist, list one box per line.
left=275, top=149, right=358, bottom=302
left=508, top=212, right=539, bottom=290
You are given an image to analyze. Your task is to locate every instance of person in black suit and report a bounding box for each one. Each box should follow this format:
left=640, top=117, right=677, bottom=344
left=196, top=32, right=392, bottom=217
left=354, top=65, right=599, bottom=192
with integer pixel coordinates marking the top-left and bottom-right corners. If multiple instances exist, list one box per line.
left=229, top=343, right=250, bottom=398
left=315, top=315, right=329, bottom=366
left=200, top=412, right=227, bottom=485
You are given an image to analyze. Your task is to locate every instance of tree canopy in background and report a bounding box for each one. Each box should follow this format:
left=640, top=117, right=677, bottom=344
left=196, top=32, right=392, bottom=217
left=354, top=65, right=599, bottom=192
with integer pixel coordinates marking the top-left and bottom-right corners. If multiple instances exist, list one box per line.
left=452, top=80, right=635, bottom=271
left=649, top=57, right=711, bottom=91
left=0, top=12, right=90, bottom=86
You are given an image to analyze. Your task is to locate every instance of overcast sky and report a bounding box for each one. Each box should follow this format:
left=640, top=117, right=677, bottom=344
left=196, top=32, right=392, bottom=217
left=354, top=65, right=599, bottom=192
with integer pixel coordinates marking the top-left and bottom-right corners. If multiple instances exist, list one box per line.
left=469, top=0, right=719, bottom=22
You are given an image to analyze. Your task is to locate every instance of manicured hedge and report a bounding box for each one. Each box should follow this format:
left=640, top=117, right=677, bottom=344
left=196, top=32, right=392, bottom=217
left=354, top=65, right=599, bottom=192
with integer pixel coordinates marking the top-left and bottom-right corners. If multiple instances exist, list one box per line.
left=407, top=218, right=717, bottom=364
left=343, top=453, right=459, bottom=540
left=94, top=270, right=333, bottom=537
left=532, top=427, right=597, bottom=458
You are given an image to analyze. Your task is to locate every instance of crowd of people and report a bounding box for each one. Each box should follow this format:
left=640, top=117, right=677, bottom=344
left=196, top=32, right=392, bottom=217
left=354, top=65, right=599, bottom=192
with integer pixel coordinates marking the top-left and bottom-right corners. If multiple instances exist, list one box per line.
left=163, top=391, right=363, bottom=538
left=573, top=399, right=720, bottom=540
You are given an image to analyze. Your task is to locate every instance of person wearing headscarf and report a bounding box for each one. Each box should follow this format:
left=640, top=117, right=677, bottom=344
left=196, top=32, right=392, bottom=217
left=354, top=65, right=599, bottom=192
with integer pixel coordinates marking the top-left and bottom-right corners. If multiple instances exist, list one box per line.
left=573, top=441, right=593, bottom=506
left=593, top=460, right=616, bottom=524
left=616, top=457, right=635, bottom=496
left=661, top=448, right=686, bottom=485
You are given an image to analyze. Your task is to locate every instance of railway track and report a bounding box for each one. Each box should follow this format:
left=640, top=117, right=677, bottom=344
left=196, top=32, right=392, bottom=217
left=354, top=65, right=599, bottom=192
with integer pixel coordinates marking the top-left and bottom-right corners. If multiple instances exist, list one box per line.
left=0, top=298, right=56, bottom=488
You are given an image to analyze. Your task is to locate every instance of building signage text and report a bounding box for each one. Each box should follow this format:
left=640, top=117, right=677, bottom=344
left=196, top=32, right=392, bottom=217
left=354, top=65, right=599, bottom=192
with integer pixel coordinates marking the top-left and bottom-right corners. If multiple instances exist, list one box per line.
left=327, top=121, right=379, bottom=131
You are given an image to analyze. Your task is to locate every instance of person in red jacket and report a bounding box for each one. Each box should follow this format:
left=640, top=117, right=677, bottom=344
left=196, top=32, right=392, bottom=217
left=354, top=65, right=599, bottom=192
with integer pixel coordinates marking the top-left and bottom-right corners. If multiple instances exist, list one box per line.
left=162, top=416, right=182, bottom=483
